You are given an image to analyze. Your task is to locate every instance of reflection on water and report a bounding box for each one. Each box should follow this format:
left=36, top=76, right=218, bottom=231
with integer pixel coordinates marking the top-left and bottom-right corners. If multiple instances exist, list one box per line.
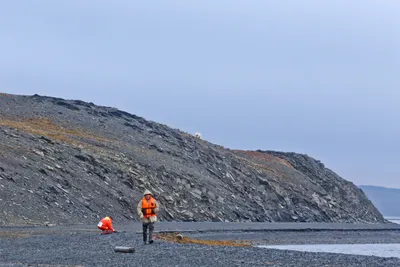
left=259, top=244, right=400, bottom=258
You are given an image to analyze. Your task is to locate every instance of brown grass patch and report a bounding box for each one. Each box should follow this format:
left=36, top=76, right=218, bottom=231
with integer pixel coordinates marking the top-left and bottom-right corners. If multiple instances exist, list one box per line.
left=234, top=150, right=293, bottom=169
left=155, top=233, right=251, bottom=247
left=0, top=92, right=9, bottom=97
left=0, top=118, right=109, bottom=146
left=229, top=153, right=285, bottom=178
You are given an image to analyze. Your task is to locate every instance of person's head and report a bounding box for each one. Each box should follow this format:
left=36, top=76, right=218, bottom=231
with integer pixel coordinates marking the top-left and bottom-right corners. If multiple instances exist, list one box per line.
left=143, top=189, right=152, bottom=200
left=107, top=216, right=113, bottom=221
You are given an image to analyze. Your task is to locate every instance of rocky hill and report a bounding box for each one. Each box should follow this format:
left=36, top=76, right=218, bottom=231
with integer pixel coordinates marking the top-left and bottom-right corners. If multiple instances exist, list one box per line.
left=0, top=93, right=384, bottom=225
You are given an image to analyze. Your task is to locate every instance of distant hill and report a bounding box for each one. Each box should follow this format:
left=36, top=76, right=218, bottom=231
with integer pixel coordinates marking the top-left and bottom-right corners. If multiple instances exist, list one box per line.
left=359, top=185, right=400, bottom=217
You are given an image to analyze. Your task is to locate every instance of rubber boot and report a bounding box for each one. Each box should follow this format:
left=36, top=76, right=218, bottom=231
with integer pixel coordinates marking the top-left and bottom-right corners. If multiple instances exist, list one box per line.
left=148, top=223, right=154, bottom=244
left=142, top=224, right=148, bottom=245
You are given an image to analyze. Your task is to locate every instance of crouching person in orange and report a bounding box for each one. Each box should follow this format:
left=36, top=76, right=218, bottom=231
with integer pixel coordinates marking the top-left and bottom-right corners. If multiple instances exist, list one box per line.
left=137, top=190, right=159, bottom=244
left=97, top=216, right=115, bottom=235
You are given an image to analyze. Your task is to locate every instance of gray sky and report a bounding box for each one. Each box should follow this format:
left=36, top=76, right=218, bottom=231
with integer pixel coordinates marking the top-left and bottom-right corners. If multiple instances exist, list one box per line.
left=1, top=1, right=399, bottom=187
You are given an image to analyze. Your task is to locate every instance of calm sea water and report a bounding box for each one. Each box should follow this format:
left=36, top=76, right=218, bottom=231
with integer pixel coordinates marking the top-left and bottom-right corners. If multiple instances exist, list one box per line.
left=259, top=217, right=400, bottom=258
left=258, top=244, right=400, bottom=258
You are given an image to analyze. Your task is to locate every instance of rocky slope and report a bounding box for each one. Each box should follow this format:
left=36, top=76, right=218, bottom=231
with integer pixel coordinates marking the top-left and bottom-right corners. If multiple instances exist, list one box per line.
left=0, top=93, right=384, bottom=225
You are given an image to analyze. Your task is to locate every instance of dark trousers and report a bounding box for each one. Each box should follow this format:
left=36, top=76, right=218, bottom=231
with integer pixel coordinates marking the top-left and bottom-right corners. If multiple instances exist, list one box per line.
left=142, top=222, right=154, bottom=242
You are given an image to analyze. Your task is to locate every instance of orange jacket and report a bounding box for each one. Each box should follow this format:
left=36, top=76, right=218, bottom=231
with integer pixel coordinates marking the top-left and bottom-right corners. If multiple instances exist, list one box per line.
left=97, top=217, right=114, bottom=231
left=141, top=197, right=157, bottom=218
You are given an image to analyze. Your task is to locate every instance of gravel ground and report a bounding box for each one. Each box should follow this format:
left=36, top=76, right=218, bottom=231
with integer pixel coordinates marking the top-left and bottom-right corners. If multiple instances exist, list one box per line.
left=2, top=224, right=400, bottom=267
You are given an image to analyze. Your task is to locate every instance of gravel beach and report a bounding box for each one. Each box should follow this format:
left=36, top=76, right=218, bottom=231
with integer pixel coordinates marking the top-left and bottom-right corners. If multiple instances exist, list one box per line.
left=2, top=223, right=400, bottom=267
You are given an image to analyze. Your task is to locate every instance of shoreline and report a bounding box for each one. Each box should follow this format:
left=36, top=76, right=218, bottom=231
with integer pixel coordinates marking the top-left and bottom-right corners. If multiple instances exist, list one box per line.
left=2, top=221, right=400, bottom=232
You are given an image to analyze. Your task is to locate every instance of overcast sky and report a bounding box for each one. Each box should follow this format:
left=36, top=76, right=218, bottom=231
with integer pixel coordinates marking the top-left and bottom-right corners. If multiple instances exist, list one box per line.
left=1, top=1, right=399, bottom=187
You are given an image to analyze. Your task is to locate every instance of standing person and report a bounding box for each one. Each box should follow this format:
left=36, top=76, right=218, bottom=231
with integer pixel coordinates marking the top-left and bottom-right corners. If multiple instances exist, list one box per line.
left=137, top=189, right=159, bottom=244
left=97, top=216, right=115, bottom=235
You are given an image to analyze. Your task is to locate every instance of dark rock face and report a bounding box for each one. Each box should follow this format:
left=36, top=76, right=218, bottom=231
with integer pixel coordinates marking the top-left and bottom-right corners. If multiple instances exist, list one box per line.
left=0, top=93, right=384, bottom=225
